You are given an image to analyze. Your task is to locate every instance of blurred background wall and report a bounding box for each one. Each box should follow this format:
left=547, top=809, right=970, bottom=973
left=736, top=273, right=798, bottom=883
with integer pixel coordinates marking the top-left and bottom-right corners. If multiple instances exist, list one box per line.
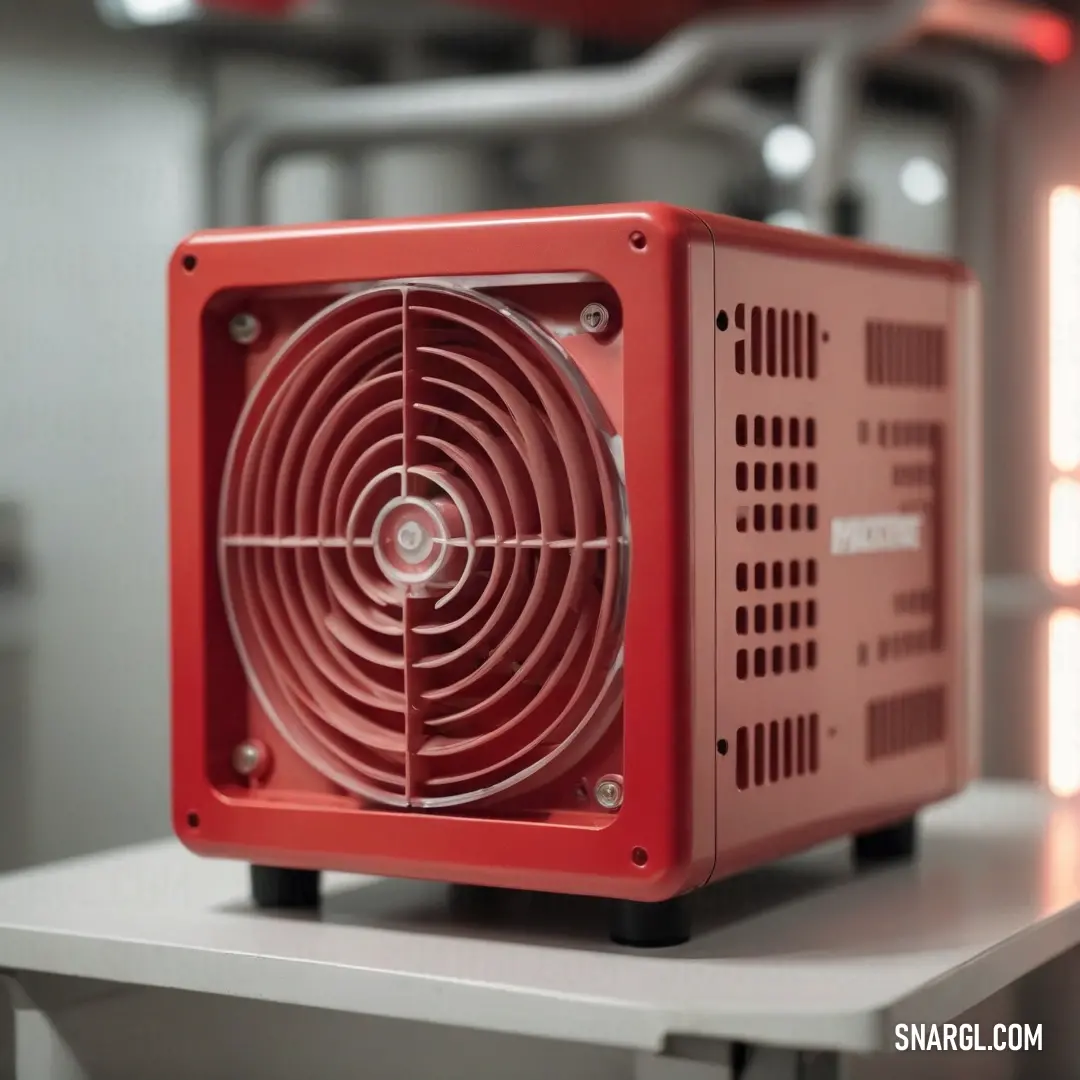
left=0, top=0, right=201, bottom=867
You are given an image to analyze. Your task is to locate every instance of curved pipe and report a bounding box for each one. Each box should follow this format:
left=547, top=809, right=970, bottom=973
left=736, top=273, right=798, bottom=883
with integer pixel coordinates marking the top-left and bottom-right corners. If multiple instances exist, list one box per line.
left=798, top=50, right=866, bottom=232
left=214, top=0, right=931, bottom=225
left=679, top=89, right=784, bottom=146
left=794, top=0, right=935, bottom=231
left=983, top=576, right=1080, bottom=617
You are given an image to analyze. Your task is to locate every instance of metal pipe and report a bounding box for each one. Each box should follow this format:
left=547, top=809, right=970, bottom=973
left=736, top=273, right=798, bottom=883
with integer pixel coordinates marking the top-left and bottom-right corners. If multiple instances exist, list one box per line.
left=983, top=576, right=1080, bottom=617
left=797, top=49, right=865, bottom=232
left=353, top=37, right=505, bottom=219
left=680, top=90, right=782, bottom=146
left=215, top=0, right=931, bottom=225
left=795, top=0, right=934, bottom=232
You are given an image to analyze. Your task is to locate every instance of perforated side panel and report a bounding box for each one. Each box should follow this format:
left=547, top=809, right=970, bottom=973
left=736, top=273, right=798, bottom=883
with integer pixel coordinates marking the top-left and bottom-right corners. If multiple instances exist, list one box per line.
left=735, top=715, right=820, bottom=790
left=851, top=418, right=945, bottom=670
left=732, top=409, right=822, bottom=683
left=734, top=304, right=819, bottom=379
left=867, top=686, right=946, bottom=761
left=724, top=298, right=825, bottom=788
left=865, top=321, right=947, bottom=388
left=709, top=240, right=959, bottom=866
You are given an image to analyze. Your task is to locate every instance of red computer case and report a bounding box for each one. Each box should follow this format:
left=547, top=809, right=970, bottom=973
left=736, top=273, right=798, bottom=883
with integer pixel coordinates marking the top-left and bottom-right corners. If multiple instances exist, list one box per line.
left=169, top=204, right=979, bottom=944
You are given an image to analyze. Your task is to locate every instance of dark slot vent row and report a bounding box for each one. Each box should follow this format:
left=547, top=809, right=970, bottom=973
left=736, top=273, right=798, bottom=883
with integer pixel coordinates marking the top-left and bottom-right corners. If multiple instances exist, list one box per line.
left=735, top=714, right=820, bottom=789
left=736, top=559, right=819, bottom=592
left=877, top=629, right=938, bottom=661
left=892, top=463, right=934, bottom=488
left=736, top=600, right=818, bottom=635
left=877, top=421, right=937, bottom=448
left=895, top=589, right=935, bottom=615
left=867, top=686, right=946, bottom=762
left=736, top=460, right=818, bottom=493
left=735, top=414, right=818, bottom=449
left=736, top=641, right=818, bottom=680
left=866, top=321, right=946, bottom=389
left=735, top=503, right=820, bottom=534
left=899, top=497, right=933, bottom=516
left=733, top=306, right=819, bottom=379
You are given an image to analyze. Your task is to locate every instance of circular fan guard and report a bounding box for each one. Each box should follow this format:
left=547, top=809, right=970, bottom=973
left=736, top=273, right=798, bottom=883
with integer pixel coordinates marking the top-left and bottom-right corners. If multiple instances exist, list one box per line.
left=219, top=283, right=628, bottom=808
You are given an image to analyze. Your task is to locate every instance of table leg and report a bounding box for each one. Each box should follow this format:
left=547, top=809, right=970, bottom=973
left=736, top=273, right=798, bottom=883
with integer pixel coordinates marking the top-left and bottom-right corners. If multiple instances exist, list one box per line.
left=0, top=976, right=88, bottom=1080
left=634, top=1044, right=843, bottom=1080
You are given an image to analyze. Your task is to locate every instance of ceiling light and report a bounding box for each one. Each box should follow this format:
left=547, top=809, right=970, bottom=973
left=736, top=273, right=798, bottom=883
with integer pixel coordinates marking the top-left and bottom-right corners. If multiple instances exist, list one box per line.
left=762, top=125, right=815, bottom=182
left=98, top=0, right=198, bottom=25
left=765, top=210, right=811, bottom=232
left=899, top=158, right=948, bottom=207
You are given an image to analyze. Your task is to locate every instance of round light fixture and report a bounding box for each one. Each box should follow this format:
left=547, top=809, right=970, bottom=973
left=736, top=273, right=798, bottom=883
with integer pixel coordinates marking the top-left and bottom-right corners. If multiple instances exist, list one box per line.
left=98, top=0, right=197, bottom=24
left=762, top=125, right=816, bottom=181
left=765, top=209, right=811, bottom=232
left=899, top=158, right=948, bottom=207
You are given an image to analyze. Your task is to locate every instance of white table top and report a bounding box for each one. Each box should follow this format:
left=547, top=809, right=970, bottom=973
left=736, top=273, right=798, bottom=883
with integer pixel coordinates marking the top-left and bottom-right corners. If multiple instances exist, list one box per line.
left=0, top=781, right=1076, bottom=1055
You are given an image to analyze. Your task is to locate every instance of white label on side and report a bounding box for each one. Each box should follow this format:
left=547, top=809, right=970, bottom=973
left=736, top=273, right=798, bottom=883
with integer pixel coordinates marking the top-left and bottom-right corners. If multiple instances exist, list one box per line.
left=830, top=513, right=923, bottom=556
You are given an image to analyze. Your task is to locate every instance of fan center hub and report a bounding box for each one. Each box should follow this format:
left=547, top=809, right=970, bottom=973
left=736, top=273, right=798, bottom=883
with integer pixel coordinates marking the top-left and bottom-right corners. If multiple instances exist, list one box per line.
left=394, top=519, right=432, bottom=563
left=372, top=495, right=457, bottom=586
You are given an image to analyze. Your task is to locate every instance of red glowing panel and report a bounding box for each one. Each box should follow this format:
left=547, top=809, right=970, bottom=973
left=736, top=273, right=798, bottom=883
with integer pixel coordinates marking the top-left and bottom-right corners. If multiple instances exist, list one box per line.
left=448, top=0, right=840, bottom=42
left=1022, top=13, right=1073, bottom=64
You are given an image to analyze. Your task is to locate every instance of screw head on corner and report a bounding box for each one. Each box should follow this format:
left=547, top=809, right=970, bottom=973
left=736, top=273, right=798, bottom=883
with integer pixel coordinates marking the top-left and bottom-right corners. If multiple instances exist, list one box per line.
left=232, top=740, right=269, bottom=779
left=228, top=312, right=261, bottom=345
left=580, top=303, right=610, bottom=335
left=595, top=774, right=624, bottom=810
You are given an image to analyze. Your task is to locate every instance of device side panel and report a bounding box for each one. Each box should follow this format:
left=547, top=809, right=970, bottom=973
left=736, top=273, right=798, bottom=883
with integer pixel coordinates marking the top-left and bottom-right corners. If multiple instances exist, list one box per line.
left=949, top=276, right=984, bottom=789
left=707, top=240, right=961, bottom=879
left=685, top=214, right=720, bottom=888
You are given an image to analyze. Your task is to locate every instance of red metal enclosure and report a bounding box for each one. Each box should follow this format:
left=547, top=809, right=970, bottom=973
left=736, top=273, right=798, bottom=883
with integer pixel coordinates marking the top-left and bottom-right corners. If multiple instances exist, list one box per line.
left=192, top=0, right=850, bottom=38
left=450, top=0, right=861, bottom=41
left=190, top=0, right=1072, bottom=60
left=169, top=204, right=978, bottom=903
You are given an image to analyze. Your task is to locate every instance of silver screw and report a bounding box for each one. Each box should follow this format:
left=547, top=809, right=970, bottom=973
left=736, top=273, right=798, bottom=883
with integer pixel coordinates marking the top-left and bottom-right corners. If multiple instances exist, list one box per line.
left=594, top=774, right=624, bottom=810
left=232, top=740, right=266, bottom=778
left=396, top=521, right=423, bottom=552
left=228, top=312, right=261, bottom=345
left=580, top=302, right=610, bottom=334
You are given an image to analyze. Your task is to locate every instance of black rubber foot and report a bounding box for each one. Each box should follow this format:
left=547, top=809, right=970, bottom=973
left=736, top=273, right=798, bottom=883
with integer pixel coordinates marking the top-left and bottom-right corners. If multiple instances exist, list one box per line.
left=610, top=895, right=692, bottom=948
left=447, top=883, right=504, bottom=916
left=250, top=865, right=321, bottom=909
left=852, top=815, right=918, bottom=868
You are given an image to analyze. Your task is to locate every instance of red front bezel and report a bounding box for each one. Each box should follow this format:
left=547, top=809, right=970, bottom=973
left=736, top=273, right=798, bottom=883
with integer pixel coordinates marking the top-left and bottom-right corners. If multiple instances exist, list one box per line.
left=168, top=203, right=712, bottom=901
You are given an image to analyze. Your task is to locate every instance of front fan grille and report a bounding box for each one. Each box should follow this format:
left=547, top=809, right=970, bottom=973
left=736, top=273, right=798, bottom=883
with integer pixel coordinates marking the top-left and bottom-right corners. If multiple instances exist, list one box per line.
left=220, top=284, right=628, bottom=809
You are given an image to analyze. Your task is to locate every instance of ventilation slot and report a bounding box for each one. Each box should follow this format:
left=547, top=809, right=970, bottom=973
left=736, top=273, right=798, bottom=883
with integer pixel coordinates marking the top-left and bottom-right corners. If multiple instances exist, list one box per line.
left=866, top=686, right=946, bottom=761
left=871, top=420, right=945, bottom=654
left=865, top=322, right=946, bottom=388
left=894, top=589, right=934, bottom=616
left=734, top=414, right=819, bottom=536
left=892, top=463, right=934, bottom=488
left=734, top=408, right=821, bottom=681
left=877, top=630, right=935, bottom=661
left=734, top=559, right=819, bottom=681
left=734, top=305, right=819, bottom=379
left=879, top=421, right=935, bottom=448
left=735, top=715, right=820, bottom=789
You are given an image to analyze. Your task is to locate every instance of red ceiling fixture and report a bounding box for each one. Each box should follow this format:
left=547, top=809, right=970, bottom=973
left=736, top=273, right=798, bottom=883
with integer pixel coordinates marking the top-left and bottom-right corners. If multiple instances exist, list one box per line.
left=198, top=0, right=308, bottom=14
left=452, top=0, right=1072, bottom=59
left=451, top=0, right=836, bottom=42
left=1021, top=11, right=1073, bottom=64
